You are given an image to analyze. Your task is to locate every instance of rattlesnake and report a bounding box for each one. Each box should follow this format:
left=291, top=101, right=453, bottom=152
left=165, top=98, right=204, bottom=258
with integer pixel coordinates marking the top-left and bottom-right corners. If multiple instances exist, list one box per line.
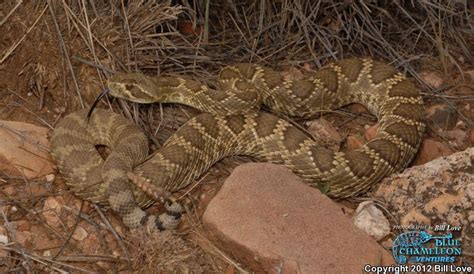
left=50, top=58, right=425, bottom=229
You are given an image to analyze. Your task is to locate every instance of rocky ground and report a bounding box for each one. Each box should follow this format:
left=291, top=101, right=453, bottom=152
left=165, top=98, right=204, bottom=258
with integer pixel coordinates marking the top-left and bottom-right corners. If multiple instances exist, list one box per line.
left=1, top=1, right=473, bottom=273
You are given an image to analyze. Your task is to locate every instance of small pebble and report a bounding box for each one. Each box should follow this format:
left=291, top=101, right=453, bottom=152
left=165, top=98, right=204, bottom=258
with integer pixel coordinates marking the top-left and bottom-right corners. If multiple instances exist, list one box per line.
left=45, top=174, right=55, bottom=183
left=0, top=235, right=8, bottom=245
left=353, top=201, right=390, bottom=241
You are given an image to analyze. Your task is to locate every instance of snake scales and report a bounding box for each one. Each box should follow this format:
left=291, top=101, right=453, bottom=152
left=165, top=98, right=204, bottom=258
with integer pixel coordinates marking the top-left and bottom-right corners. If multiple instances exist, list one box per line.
left=50, top=58, right=425, bottom=229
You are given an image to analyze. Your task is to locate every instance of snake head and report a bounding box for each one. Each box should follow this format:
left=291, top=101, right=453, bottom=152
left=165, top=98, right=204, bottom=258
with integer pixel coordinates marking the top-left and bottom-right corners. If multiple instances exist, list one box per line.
left=87, top=73, right=158, bottom=121
left=106, top=72, right=158, bottom=104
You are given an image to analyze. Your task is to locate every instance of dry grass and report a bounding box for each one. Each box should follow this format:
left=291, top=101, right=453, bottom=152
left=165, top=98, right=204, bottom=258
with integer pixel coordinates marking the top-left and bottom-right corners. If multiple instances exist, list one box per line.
left=0, top=0, right=473, bottom=272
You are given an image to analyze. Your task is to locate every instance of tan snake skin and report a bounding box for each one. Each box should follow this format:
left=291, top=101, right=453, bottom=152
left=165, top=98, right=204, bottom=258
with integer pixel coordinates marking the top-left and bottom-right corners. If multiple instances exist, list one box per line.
left=50, top=58, right=425, bottom=229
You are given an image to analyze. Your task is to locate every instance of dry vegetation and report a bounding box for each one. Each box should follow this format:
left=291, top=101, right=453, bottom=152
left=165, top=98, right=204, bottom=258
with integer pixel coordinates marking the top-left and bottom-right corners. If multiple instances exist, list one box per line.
left=0, top=0, right=473, bottom=272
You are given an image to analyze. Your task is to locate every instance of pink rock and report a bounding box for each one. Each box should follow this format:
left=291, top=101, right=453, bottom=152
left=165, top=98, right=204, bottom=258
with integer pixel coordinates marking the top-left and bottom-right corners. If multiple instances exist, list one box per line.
left=346, top=134, right=364, bottom=150
left=72, top=226, right=88, bottom=241
left=203, top=163, right=394, bottom=273
left=13, top=220, right=31, bottom=232
left=3, top=185, right=16, bottom=196
left=29, top=182, right=48, bottom=196
left=0, top=226, right=8, bottom=259
left=42, top=196, right=63, bottom=228
left=413, top=139, right=453, bottom=166
left=420, top=71, right=443, bottom=88
left=364, top=124, right=378, bottom=141
left=33, top=231, right=61, bottom=250
left=469, top=129, right=474, bottom=145
left=15, top=231, right=33, bottom=247
left=0, top=120, right=55, bottom=179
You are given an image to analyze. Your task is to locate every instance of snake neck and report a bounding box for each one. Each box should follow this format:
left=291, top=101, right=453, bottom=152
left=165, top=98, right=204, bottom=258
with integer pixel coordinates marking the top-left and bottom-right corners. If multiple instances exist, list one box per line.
left=163, top=76, right=263, bottom=115
left=107, top=73, right=262, bottom=115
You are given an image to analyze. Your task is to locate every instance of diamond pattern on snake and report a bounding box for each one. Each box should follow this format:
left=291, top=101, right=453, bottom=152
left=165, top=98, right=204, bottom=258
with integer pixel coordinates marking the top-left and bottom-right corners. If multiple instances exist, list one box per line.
left=50, top=58, right=425, bottom=230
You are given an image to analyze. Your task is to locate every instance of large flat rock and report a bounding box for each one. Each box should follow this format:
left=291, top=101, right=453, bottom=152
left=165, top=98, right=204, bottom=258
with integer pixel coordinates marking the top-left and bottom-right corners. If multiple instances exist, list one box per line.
left=0, top=120, right=54, bottom=179
left=203, top=163, right=393, bottom=273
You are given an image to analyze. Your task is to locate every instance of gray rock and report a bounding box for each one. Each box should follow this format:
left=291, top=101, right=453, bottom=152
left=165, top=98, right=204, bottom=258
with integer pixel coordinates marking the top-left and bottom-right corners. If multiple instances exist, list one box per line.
left=373, top=148, right=473, bottom=263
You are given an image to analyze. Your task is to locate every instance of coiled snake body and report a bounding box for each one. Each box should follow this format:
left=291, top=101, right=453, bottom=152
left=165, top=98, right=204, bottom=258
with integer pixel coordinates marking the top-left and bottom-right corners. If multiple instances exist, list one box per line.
left=50, top=58, right=425, bottom=229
